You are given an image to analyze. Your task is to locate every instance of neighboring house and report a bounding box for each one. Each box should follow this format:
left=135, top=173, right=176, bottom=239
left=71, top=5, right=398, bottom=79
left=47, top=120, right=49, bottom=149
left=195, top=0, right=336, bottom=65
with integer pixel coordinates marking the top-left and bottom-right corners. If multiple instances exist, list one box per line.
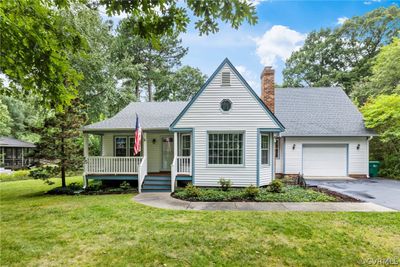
left=82, top=58, right=374, bottom=192
left=0, top=136, right=36, bottom=169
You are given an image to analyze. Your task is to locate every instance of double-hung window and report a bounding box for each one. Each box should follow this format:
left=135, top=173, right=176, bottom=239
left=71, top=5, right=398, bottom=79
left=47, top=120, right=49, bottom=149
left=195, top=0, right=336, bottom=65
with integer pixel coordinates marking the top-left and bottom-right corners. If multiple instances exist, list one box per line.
left=115, top=137, right=127, bottom=156
left=261, top=134, right=270, bottom=165
left=115, top=136, right=138, bottom=156
left=208, top=133, right=243, bottom=165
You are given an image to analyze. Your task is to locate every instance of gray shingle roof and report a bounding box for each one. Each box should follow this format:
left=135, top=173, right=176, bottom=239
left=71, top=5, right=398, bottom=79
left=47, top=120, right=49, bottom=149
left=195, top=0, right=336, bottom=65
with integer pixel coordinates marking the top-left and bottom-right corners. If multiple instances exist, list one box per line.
left=0, top=137, right=36, bottom=148
left=275, top=87, right=374, bottom=136
left=83, top=87, right=374, bottom=136
left=83, top=101, right=188, bottom=131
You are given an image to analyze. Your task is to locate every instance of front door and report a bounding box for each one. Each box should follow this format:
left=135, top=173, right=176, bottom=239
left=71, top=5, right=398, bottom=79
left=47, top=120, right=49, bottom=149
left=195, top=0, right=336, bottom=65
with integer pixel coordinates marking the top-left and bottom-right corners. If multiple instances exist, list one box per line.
left=161, top=136, right=174, bottom=171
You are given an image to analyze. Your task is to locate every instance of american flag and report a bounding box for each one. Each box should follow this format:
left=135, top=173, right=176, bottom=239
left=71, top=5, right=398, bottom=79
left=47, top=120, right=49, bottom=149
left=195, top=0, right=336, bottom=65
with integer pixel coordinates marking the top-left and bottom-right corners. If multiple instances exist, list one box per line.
left=134, top=114, right=142, bottom=155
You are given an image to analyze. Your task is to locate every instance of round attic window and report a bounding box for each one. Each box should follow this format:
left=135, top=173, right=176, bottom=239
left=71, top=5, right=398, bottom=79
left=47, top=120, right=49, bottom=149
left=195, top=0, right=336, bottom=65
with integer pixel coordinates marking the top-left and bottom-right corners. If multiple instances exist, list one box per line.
left=220, top=99, right=232, bottom=112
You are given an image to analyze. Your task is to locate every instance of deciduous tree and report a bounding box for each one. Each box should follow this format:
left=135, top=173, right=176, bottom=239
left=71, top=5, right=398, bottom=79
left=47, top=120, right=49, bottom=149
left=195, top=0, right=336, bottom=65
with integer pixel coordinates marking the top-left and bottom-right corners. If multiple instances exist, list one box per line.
left=154, top=66, right=207, bottom=101
left=361, top=94, right=400, bottom=178
left=283, top=6, right=400, bottom=94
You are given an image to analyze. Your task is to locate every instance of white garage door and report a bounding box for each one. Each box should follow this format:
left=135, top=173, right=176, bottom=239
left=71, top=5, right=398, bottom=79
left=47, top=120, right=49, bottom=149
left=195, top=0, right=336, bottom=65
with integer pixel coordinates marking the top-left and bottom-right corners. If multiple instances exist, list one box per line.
left=303, top=145, right=347, bottom=177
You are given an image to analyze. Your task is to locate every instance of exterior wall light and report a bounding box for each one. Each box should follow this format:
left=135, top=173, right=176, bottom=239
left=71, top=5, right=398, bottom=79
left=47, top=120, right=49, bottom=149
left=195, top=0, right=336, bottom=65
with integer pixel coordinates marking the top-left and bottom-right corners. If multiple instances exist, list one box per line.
left=357, top=144, right=360, bottom=150
left=152, top=139, right=157, bottom=144
left=292, top=144, right=296, bottom=150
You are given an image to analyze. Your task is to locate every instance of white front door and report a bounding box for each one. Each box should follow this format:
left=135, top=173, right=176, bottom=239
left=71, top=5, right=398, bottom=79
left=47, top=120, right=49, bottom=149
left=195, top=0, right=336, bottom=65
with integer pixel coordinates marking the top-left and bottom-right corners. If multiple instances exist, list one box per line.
left=303, top=144, right=347, bottom=177
left=161, top=136, right=174, bottom=171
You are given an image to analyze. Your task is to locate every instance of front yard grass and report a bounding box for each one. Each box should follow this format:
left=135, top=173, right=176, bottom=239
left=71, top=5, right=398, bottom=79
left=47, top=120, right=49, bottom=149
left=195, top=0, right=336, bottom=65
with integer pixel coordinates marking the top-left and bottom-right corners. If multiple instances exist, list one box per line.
left=173, top=186, right=337, bottom=202
left=1, top=178, right=399, bottom=266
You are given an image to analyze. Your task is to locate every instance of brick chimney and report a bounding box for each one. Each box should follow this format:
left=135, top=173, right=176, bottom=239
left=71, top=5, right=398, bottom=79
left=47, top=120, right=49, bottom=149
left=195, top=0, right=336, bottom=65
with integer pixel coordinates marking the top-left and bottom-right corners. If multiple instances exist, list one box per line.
left=260, top=66, right=275, bottom=113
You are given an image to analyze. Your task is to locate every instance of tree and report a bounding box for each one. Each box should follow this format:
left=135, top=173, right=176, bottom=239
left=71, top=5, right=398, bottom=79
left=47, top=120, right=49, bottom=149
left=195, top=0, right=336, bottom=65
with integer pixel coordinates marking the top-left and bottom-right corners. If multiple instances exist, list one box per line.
left=63, top=5, right=118, bottom=122
left=1, top=0, right=256, bottom=109
left=113, top=19, right=188, bottom=102
left=283, top=6, right=400, bottom=94
left=0, top=98, right=11, bottom=136
left=352, top=38, right=400, bottom=104
left=361, top=94, right=400, bottom=178
left=0, top=0, right=86, bottom=109
left=32, top=100, right=87, bottom=187
left=100, top=0, right=257, bottom=40
left=154, top=66, right=207, bottom=101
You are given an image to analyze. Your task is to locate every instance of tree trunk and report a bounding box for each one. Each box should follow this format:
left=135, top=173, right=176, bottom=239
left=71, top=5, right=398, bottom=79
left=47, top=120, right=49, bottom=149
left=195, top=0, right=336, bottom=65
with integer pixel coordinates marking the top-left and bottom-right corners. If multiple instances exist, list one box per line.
left=135, top=82, right=140, bottom=100
left=61, top=137, right=66, bottom=187
left=147, top=80, right=152, bottom=102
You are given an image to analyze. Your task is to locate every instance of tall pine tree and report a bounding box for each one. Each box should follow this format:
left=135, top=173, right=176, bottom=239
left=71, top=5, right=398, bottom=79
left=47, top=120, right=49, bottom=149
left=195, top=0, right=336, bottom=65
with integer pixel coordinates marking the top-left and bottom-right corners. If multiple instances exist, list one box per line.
left=33, top=100, right=87, bottom=187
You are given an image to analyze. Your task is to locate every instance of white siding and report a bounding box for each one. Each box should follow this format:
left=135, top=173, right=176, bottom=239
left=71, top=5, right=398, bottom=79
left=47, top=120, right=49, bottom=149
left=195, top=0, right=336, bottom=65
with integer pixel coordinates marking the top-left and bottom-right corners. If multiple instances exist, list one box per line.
left=175, top=64, right=280, bottom=187
left=283, top=137, right=369, bottom=176
left=102, top=133, right=113, bottom=156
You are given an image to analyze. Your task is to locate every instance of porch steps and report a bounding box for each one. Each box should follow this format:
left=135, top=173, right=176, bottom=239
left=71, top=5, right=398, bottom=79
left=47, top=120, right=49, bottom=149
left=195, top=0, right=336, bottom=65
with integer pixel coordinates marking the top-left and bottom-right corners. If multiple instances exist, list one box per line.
left=142, top=175, right=171, bottom=192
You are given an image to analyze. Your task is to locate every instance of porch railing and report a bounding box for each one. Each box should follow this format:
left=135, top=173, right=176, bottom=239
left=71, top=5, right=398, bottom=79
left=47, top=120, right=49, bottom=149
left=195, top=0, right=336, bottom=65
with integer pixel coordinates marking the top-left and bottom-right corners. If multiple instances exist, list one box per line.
left=86, top=156, right=142, bottom=174
left=177, top=156, right=191, bottom=175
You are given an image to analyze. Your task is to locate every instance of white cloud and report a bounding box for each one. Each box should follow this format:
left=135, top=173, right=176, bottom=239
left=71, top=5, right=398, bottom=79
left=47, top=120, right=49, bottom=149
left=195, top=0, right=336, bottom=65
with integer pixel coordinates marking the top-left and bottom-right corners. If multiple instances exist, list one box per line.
left=254, top=25, right=306, bottom=67
left=235, top=65, right=260, bottom=90
left=337, top=17, right=348, bottom=25
left=182, top=29, right=254, bottom=48
left=364, top=0, right=381, bottom=4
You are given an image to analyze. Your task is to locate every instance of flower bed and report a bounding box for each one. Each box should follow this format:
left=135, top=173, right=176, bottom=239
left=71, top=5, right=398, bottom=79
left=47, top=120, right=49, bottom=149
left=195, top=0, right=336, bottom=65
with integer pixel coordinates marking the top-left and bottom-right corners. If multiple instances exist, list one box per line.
left=173, top=185, right=352, bottom=202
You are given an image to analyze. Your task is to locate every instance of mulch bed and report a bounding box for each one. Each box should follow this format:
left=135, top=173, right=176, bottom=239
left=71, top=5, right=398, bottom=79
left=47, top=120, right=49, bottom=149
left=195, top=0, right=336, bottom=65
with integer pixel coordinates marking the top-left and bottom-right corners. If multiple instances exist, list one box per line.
left=309, top=186, right=361, bottom=202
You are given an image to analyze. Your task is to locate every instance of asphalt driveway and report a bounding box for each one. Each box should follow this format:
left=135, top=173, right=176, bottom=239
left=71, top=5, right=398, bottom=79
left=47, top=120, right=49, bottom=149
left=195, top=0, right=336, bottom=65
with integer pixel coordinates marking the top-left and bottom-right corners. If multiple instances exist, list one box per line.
left=306, top=178, right=400, bottom=211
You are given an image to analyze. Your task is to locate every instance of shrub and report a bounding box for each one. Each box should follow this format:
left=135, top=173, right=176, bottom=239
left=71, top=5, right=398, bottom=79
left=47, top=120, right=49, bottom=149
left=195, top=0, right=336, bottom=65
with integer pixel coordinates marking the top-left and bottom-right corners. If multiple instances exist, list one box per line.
left=29, top=165, right=59, bottom=184
left=184, top=183, right=201, bottom=197
left=0, top=170, right=30, bottom=182
left=120, top=181, right=132, bottom=190
left=218, top=178, right=232, bottom=191
left=244, top=185, right=260, bottom=199
left=267, top=179, right=284, bottom=193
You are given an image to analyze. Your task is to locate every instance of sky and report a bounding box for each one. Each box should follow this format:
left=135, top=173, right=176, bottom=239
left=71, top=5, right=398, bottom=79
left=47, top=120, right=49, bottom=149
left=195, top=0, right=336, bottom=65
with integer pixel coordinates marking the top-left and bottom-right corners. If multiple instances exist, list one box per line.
left=102, top=0, right=398, bottom=95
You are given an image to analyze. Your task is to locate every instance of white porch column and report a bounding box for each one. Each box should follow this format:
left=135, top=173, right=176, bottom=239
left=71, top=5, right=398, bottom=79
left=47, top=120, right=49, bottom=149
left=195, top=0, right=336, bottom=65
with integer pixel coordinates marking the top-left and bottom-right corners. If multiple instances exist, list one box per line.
left=83, top=133, right=89, bottom=189
left=143, top=132, right=148, bottom=175
left=173, top=132, right=178, bottom=189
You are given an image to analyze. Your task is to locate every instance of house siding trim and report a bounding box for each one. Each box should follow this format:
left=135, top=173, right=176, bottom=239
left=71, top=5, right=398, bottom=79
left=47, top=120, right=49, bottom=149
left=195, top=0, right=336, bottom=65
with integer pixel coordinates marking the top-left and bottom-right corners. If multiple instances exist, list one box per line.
left=169, top=58, right=285, bottom=132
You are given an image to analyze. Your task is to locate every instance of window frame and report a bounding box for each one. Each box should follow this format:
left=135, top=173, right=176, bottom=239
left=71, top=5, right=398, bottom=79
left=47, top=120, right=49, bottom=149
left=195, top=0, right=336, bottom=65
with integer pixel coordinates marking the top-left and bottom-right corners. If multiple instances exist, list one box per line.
left=180, top=133, right=191, bottom=157
left=261, top=134, right=270, bottom=165
left=207, top=131, right=245, bottom=167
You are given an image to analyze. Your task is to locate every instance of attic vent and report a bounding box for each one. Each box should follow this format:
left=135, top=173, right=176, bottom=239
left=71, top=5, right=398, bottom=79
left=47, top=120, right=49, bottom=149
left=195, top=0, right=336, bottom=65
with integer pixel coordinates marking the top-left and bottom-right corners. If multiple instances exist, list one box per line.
left=221, top=71, right=230, bottom=86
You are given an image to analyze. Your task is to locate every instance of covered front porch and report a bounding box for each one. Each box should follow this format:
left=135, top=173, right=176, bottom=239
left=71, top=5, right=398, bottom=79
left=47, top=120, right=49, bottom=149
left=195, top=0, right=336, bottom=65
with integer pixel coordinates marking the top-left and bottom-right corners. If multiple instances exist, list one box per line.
left=83, top=130, right=192, bottom=192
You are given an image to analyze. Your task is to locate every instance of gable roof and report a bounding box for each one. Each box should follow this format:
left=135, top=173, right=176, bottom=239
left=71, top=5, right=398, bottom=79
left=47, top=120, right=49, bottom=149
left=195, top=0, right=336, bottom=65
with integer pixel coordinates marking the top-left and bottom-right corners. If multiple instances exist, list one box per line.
left=82, top=102, right=188, bottom=132
left=169, top=58, right=285, bottom=131
left=0, top=136, right=36, bottom=148
left=275, top=87, right=375, bottom=136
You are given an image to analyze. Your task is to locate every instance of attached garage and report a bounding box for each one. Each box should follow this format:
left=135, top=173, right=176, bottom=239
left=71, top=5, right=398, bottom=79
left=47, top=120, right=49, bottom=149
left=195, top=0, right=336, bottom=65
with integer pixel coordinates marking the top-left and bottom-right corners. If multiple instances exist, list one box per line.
left=302, top=144, right=348, bottom=177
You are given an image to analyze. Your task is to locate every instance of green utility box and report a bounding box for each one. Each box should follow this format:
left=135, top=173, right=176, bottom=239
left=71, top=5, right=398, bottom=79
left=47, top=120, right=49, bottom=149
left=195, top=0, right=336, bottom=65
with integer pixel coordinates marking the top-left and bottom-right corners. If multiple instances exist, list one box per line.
left=369, top=161, right=380, bottom=177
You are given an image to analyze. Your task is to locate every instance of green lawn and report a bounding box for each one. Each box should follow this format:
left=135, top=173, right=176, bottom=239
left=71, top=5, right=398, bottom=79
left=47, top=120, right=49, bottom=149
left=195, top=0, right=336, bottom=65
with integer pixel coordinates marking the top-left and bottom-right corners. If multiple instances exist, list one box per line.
left=1, top=178, right=399, bottom=266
